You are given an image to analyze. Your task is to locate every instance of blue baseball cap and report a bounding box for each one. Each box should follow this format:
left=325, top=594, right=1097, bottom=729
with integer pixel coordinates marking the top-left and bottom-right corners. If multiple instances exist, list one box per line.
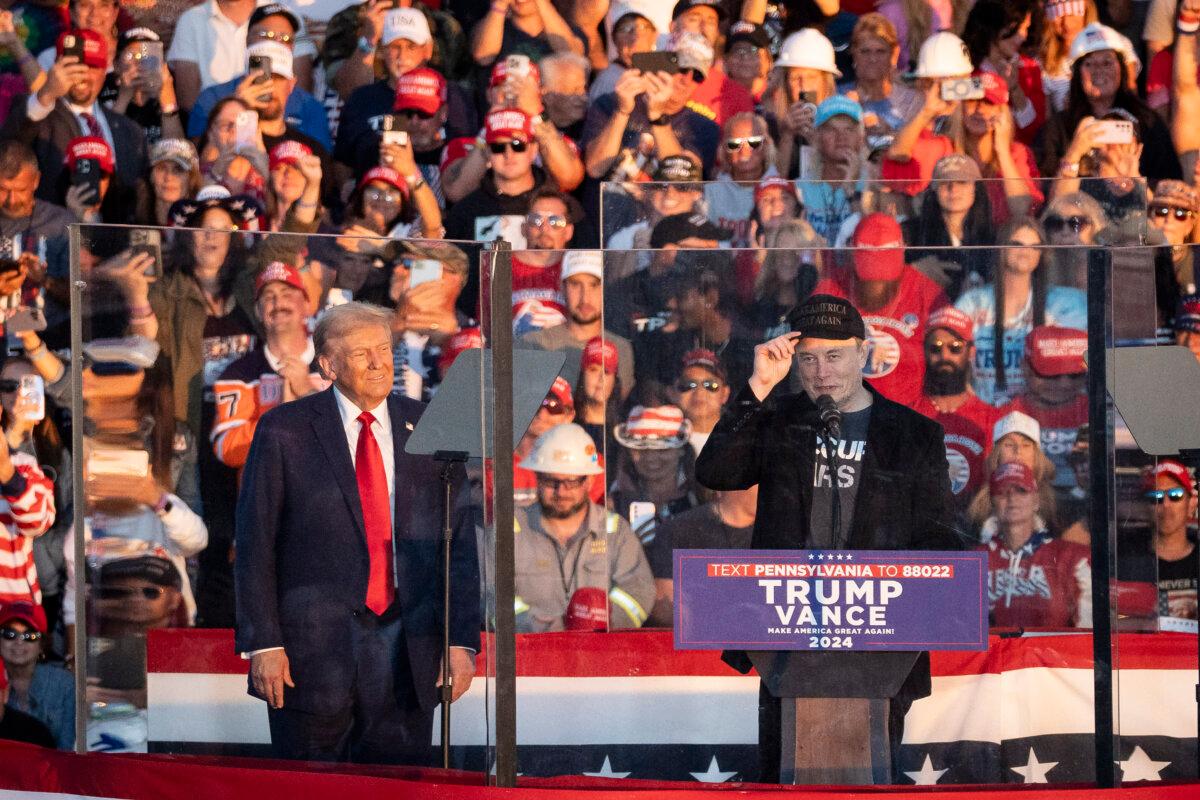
left=815, top=96, right=864, bottom=128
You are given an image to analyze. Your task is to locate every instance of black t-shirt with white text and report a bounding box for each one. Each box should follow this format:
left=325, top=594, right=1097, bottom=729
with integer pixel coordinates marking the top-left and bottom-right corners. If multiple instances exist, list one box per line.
left=808, top=405, right=870, bottom=549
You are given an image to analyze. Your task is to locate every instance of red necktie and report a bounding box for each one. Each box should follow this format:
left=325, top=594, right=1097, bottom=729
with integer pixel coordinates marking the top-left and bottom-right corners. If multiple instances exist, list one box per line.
left=79, top=111, right=102, bottom=139
left=356, top=412, right=394, bottom=614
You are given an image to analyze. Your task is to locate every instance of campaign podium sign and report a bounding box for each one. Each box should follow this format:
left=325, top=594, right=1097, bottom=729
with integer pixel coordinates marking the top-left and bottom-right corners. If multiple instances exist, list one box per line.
left=674, top=549, right=988, bottom=652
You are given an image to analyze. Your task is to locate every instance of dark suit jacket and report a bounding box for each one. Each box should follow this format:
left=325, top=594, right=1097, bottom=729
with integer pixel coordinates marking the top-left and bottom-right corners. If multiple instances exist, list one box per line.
left=695, top=383, right=965, bottom=701
left=1, top=95, right=149, bottom=202
left=234, top=388, right=481, bottom=715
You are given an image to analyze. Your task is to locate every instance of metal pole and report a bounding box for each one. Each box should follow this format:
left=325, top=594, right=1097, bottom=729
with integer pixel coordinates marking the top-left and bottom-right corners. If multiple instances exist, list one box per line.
left=1086, top=246, right=1116, bottom=787
left=486, top=240, right=517, bottom=786
left=68, top=224, right=88, bottom=754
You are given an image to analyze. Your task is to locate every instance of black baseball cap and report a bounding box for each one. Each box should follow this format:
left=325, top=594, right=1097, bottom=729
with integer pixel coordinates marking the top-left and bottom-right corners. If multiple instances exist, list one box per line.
left=786, top=294, right=867, bottom=340
left=672, top=0, right=728, bottom=21
left=94, top=555, right=183, bottom=590
left=652, top=155, right=702, bottom=182
left=724, top=21, right=770, bottom=52
left=117, top=26, right=160, bottom=54
left=650, top=212, right=732, bottom=248
left=250, top=3, right=301, bottom=32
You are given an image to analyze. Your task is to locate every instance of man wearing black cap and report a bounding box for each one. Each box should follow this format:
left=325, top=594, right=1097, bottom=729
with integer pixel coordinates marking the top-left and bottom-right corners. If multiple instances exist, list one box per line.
left=695, top=293, right=960, bottom=784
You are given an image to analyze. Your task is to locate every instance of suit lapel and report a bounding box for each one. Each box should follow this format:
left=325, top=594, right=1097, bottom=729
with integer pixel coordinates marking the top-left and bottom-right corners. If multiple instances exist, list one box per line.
left=311, top=388, right=366, bottom=539
left=388, top=394, right=414, bottom=533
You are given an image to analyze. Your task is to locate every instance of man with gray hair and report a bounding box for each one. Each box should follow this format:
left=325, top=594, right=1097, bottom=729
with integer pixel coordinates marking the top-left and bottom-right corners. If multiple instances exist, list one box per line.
left=234, top=301, right=480, bottom=765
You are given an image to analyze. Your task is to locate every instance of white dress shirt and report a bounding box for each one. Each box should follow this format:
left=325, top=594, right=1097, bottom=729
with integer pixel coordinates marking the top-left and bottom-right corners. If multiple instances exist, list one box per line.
left=332, top=385, right=395, bottom=519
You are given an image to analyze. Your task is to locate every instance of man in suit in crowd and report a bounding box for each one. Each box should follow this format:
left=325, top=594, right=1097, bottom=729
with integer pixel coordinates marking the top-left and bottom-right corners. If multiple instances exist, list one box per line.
left=3, top=28, right=148, bottom=202
left=695, top=294, right=963, bottom=784
left=235, top=301, right=480, bottom=764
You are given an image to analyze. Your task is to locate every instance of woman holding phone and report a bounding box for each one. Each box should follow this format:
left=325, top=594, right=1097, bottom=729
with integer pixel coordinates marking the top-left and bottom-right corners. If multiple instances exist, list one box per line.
left=109, top=28, right=183, bottom=145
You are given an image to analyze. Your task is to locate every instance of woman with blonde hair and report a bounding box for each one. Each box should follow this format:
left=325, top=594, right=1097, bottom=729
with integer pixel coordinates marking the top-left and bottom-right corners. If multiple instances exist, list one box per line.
left=1039, top=0, right=1099, bottom=113
left=876, top=0, right=972, bottom=73
left=967, top=413, right=1060, bottom=532
left=841, top=13, right=923, bottom=136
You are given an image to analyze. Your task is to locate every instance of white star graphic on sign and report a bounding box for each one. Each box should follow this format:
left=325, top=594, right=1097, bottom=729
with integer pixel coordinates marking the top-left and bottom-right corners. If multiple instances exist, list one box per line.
left=583, top=756, right=631, bottom=779
left=1010, top=748, right=1057, bottom=783
left=904, top=754, right=949, bottom=785
left=690, top=756, right=737, bottom=783
left=818, top=553, right=826, bottom=560
left=836, top=553, right=844, bottom=561
left=808, top=554, right=815, bottom=560
left=1116, top=746, right=1170, bottom=782
left=846, top=554, right=853, bottom=560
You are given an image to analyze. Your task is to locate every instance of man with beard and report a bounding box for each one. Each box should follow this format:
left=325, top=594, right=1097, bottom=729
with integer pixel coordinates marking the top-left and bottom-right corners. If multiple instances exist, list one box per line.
left=513, top=422, right=654, bottom=633
left=0, top=141, right=72, bottom=283
left=913, top=306, right=1003, bottom=514
left=518, top=247, right=636, bottom=401
left=4, top=28, right=148, bottom=201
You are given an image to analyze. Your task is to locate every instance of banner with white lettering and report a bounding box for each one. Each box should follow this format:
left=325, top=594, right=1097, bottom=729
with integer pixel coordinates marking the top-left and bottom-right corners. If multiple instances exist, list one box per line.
left=674, top=550, right=988, bottom=651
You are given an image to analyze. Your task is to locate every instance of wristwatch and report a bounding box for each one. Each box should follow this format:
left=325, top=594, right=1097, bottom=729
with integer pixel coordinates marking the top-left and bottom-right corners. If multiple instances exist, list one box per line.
left=356, top=35, right=375, bottom=55
left=405, top=173, right=426, bottom=191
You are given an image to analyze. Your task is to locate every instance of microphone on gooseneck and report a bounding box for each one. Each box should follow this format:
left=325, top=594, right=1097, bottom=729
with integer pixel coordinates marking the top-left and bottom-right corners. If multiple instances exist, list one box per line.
left=816, top=394, right=841, bottom=439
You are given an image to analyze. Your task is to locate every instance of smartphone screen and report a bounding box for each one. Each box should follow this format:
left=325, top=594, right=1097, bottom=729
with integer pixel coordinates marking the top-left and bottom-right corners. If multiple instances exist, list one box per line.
left=234, top=110, right=258, bottom=150
left=407, top=258, right=442, bottom=287
left=249, top=54, right=272, bottom=84
left=130, top=229, right=162, bottom=279
left=17, top=374, right=44, bottom=422
left=71, top=158, right=102, bottom=201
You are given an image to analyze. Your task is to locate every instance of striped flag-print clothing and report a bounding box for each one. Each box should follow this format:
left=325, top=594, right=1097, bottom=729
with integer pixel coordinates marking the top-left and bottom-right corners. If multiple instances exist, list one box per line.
left=0, top=451, right=56, bottom=604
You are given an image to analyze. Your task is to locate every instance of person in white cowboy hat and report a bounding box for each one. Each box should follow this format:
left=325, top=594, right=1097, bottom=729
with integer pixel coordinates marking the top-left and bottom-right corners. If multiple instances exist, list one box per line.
left=609, top=405, right=701, bottom=541
left=512, top=423, right=654, bottom=633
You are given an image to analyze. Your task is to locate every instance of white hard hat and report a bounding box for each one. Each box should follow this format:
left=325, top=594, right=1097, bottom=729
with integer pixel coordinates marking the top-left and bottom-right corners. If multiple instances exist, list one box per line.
left=911, top=31, right=973, bottom=79
left=774, top=28, right=841, bottom=77
left=1067, top=23, right=1141, bottom=76
left=520, top=423, right=605, bottom=476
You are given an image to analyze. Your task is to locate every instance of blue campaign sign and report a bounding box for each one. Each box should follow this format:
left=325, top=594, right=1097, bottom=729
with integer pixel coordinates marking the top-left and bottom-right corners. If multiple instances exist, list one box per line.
left=674, top=549, right=988, bottom=652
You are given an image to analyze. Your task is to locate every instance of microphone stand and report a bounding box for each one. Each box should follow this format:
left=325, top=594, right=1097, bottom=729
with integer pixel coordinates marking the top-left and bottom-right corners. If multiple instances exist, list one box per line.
left=825, top=426, right=841, bottom=547
left=433, top=449, right=468, bottom=769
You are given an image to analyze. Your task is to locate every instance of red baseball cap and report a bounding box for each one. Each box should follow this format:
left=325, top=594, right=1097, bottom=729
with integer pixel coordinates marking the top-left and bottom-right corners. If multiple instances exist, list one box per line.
left=852, top=212, right=905, bottom=282
left=926, top=306, right=974, bottom=343
left=268, top=140, right=312, bottom=171
left=1025, top=326, right=1087, bottom=377
left=439, top=327, right=483, bottom=374
left=990, top=461, right=1037, bottom=495
left=1142, top=459, right=1195, bottom=495
left=754, top=175, right=800, bottom=205
left=978, top=70, right=1009, bottom=106
left=489, top=57, right=540, bottom=88
left=582, top=336, right=619, bottom=374
left=484, top=109, right=534, bottom=144
left=357, top=165, right=406, bottom=193
left=681, top=347, right=726, bottom=381
left=64, top=136, right=114, bottom=174
left=394, top=67, right=446, bottom=115
left=564, top=586, right=607, bottom=631
left=0, top=600, right=47, bottom=634
left=255, top=261, right=307, bottom=300
left=547, top=375, right=574, bottom=409
left=57, top=28, right=107, bottom=69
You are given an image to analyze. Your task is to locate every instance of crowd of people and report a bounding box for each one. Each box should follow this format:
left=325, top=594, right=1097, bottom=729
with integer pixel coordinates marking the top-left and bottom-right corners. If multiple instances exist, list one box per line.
left=0, top=0, right=1197, bottom=754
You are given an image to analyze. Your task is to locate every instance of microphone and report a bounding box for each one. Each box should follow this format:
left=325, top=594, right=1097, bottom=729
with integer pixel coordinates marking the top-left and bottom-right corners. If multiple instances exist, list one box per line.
left=816, top=394, right=841, bottom=439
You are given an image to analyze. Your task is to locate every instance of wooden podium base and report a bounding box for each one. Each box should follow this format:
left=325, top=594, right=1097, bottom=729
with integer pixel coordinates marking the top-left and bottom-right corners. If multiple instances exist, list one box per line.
left=780, top=698, right=891, bottom=785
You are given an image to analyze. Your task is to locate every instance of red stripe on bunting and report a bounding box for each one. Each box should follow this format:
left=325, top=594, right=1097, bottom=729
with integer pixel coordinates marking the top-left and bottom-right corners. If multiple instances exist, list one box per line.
left=146, top=629, right=1199, bottom=678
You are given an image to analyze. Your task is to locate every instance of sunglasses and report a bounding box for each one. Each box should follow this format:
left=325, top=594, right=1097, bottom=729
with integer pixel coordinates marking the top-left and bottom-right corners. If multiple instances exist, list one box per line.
left=253, top=30, right=293, bottom=44
left=725, top=136, right=764, bottom=152
left=926, top=339, right=967, bottom=355
left=1149, top=204, right=1195, bottom=221
left=676, top=379, right=722, bottom=393
left=526, top=212, right=568, bottom=229
left=396, top=108, right=435, bottom=121
left=0, top=627, right=42, bottom=642
left=1044, top=214, right=1091, bottom=233
left=540, top=397, right=571, bottom=415
left=364, top=188, right=401, bottom=204
left=96, top=585, right=168, bottom=600
left=0, top=378, right=18, bottom=392
left=1145, top=487, right=1188, bottom=503
left=488, top=139, right=528, bottom=154
left=537, top=475, right=589, bottom=490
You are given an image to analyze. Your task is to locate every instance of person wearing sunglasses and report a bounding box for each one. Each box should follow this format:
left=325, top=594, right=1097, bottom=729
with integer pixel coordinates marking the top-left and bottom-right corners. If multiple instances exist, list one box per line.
left=513, top=422, right=653, bottom=633
left=1038, top=191, right=1106, bottom=289
left=668, top=349, right=730, bottom=458
left=508, top=189, right=579, bottom=336
left=181, top=4, right=328, bottom=150
left=1147, top=180, right=1199, bottom=296
left=0, top=600, right=73, bottom=748
left=704, top=112, right=776, bottom=248
left=978, top=461, right=1092, bottom=629
left=1141, top=460, right=1200, bottom=620
left=914, top=306, right=1003, bottom=512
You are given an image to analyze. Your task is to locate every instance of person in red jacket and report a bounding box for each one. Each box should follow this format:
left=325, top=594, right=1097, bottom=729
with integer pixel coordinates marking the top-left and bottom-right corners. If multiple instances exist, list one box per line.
left=812, top=212, right=949, bottom=407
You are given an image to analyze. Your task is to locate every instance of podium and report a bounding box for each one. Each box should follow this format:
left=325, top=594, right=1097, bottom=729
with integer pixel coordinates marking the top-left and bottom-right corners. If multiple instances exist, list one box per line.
left=748, top=650, right=921, bottom=785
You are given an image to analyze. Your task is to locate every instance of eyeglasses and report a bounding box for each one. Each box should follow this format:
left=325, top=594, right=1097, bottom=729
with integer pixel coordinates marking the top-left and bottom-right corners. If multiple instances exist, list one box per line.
left=1149, top=204, right=1195, bottom=221
left=488, top=139, right=528, bottom=154
left=1043, top=214, right=1091, bottom=233
left=396, top=108, right=435, bottom=121
left=0, top=627, right=42, bottom=642
left=676, top=379, right=722, bottom=393
left=725, top=136, right=764, bottom=152
left=96, top=585, right=168, bottom=600
left=526, top=212, right=567, bottom=229
left=926, top=339, right=967, bottom=355
left=540, top=397, right=572, bottom=415
left=1145, top=487, right=1188, bottom=503
left=537, top=475, right=589, bottom=490
left=364, top=188, right=401, bottom=204
left=253, top=30, right=293, bottom=44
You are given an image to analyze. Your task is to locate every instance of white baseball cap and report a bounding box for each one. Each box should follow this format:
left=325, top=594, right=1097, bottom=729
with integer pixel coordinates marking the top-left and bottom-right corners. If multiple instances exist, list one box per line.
left=560, top=250, right=604, bottom=283
left=911, top=31, right=973, bottom=79
left=246, top=40, right=294, bottom=80
left=774, top=28, right=840, bottom=77
left=382, top=8, right=431, bottom=46
left=993, top=410, right=1041, bottom=446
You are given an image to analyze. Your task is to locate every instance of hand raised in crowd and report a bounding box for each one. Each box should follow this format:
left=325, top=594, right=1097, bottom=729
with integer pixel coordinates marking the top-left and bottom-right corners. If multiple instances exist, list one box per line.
left=398, top=280, right=460, bottom=340
left=276, top=355, right=314, bottom=401
left=234, top=72, right=272, bottom=113
left=916, top=79, right=956, bottom=121
left=380, top=139, right=417, bottom=177
left=749, top=332, right=801, bottom=401
left=783, top=100, right=816, bottom=142
left=296, top=152, right=323, bottom=188
left=643, top=71, right=674, bottom=119
left=251, top=649, right=294, bottom=709
left=0, top=10, right=19, bottom=51
left=94, top=248, right=155, bottom=307
left=39, top=55, right=89, bottom=105
left=992, top=105, right=1014, bottom=149
left=337, top=223, right=390, bottom=255
left=65, top=184, right=101, bottom=222
left=437, top=647, right=475, bottom=703
left=613, top=68, right=645, bottom=115
left=1062, top=116, right=1107, bottom=166
left=0, top=417, right=14, bottom=484
left=502, top=72, right=544, bottom=117
left=159, top=60, right=178, bottom=109
left=358, top=0, right=391, bottom=46
left=0, top=258, right=27, bottom=298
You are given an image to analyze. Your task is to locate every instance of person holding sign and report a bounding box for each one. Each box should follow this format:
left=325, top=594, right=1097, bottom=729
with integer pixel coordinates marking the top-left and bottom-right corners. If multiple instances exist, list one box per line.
left=695, top=293, right=963, bottom=784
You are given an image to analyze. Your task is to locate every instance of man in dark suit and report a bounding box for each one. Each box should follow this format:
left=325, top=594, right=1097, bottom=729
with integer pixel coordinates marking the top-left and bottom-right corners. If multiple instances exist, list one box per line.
left=695, top=294, right=964, bottom=784
left=2, top=29, right=148, bottom=202
left=234, top=301, right=480, bottom=764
